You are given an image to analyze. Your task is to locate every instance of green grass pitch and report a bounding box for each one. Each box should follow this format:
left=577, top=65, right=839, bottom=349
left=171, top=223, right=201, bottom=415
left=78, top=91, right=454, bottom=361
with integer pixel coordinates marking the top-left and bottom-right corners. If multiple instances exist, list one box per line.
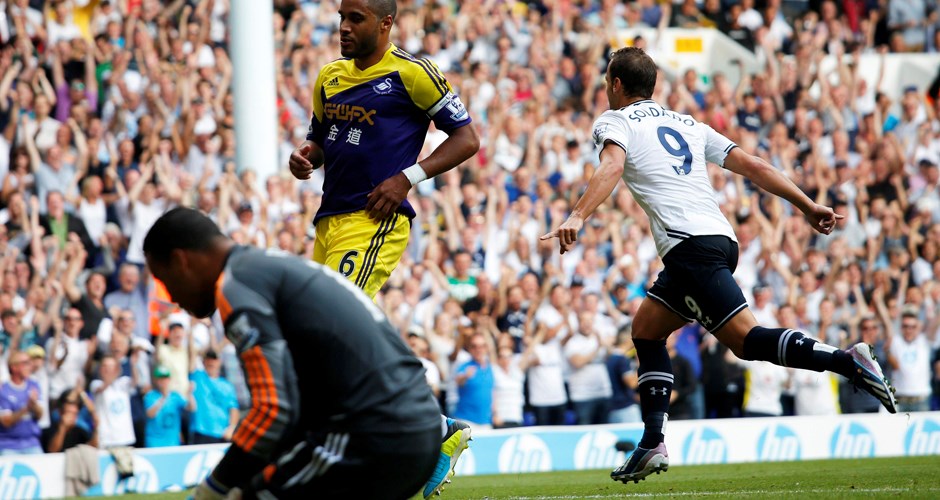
left=110, top=456, right=940, bottom=499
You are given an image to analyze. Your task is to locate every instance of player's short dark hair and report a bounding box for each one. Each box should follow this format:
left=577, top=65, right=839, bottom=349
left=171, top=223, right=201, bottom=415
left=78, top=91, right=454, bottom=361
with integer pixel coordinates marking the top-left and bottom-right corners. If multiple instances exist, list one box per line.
left=143, top=207, right=225, bottom=264
left=367, top=0, right=397, bottom=20
left=608, top=47, right=657, bottom=100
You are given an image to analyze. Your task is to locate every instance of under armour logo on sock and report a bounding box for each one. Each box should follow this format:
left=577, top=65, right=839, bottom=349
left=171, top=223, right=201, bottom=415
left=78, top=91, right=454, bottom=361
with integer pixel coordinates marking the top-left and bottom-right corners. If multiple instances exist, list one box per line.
left=796, top=338, right=804, bottom=345
left=650, top=387, right=667, bottom=396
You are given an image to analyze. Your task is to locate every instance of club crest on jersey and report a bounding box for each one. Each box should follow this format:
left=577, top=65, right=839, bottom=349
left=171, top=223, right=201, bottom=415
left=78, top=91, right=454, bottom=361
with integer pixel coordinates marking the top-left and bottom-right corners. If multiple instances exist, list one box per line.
left=373, top=78, right=394, bottom=95
left=593, top=124, right=608, bottom=145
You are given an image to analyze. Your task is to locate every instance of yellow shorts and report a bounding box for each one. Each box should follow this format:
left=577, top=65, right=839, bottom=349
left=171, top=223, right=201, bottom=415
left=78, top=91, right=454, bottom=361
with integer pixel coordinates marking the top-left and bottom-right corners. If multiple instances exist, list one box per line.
left=313, top=211, right=410, bottom=299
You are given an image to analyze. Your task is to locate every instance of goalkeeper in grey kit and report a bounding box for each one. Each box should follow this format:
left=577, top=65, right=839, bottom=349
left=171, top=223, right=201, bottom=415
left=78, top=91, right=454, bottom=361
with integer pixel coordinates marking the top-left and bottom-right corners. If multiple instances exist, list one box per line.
left=144, top=208, right=441, bottom=499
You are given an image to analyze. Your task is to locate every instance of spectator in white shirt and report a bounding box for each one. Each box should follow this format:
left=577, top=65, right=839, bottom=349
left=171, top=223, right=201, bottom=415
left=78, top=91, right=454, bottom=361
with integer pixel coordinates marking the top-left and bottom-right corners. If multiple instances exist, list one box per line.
left=565, top=311, right=613, bottom=425
left=46, top=0, right=82, bottom=45
left=91, top=355, right=136, bottom=448
left=886, top=309, right=938, bottom=412
left=125, top=160, right=181, bottom=266
left=45, top=307, right=95, bottom=400
left=732, top=347, right=790, bottom=418
left=492, top=344, right=526, bottom=429
left=523, top=314, right=569, bottom=426
left=792, top=367, right=840, bottom=416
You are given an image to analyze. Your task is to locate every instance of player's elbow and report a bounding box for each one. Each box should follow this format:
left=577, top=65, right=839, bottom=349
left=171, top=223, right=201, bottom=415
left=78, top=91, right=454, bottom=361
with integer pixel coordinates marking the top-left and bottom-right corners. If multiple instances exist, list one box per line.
left=451, top=124, right=481, bottom=159
left=729, top=153, right=770, bottom=183
left=600, top=158, right=624, bottom=179
left=612, top=162, right=625, bottom=178
left=463, top=126, right=481, bottom=157
left=750, top=157, right=780, bottom=185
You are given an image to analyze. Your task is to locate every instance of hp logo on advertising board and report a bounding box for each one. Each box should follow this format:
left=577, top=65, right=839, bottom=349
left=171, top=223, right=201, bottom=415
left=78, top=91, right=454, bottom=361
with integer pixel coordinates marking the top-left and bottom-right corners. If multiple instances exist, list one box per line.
left=682, top=427, right=728, bottom=465
left=756, top=423, right=801, bottom=462
left=905, top=417, right=940, bottom=456
left=574, top=431, right=624, bottom=470
left=497, top=435, right=552, bottom=473
left=0, top=462, right=40, bottom=500
left=830, top=422, right=876, bottom=458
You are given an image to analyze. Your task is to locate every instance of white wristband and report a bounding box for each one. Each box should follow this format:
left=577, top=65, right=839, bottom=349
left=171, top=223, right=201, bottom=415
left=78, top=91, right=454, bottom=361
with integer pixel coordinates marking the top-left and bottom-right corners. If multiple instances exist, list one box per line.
left=402, top=163, right=428, bottom=186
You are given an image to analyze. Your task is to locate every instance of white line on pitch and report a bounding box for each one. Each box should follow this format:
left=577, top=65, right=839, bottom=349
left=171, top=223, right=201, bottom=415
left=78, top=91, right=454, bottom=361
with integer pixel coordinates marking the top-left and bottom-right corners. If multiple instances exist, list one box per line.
left=505, top=487, right=940, bottom=499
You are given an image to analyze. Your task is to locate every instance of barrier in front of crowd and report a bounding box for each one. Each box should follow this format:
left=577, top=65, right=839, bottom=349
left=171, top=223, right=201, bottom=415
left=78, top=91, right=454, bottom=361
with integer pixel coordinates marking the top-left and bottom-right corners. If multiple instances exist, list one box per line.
left=1, top=412, right=937, bottom=498
left=614, top=27, right=940, bottom=103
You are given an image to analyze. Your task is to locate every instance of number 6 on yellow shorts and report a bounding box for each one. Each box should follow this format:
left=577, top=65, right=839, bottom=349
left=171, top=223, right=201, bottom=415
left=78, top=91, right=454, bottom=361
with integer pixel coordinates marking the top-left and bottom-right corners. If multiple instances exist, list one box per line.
left=312, top=211, right=410, bottom=300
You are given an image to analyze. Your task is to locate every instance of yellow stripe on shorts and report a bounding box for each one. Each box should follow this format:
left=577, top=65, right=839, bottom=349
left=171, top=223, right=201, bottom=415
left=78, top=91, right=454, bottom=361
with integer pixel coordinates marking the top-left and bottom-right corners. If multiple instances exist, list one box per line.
left=355, top=215, right=396, bottom=288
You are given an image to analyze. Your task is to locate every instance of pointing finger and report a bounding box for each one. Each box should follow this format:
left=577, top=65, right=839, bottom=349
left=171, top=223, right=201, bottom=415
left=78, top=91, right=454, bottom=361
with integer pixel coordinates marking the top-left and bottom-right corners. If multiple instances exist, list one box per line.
left=563, top=230, right=577, bottom=247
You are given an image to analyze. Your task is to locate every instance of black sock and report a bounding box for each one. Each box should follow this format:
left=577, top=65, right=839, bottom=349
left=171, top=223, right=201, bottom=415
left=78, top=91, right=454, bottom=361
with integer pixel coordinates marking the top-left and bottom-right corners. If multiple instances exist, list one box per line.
left=742, top=326, right=855, bottom=378
left=634, top=338, right=673, bottom=449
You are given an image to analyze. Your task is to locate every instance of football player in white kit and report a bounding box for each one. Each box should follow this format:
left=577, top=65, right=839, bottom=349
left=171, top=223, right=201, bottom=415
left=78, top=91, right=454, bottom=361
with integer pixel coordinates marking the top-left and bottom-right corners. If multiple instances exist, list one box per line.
left=541, top=47, right=898, bottom=485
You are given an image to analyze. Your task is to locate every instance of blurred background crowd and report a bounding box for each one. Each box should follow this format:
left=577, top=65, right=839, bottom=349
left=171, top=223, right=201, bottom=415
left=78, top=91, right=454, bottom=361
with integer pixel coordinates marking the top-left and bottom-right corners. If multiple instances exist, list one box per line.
left=0, top=0, right=939, bottom=455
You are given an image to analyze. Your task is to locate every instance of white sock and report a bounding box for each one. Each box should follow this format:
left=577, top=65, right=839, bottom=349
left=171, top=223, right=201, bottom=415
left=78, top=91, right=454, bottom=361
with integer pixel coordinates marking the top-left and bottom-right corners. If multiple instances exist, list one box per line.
left=441, top=414, right=449, bottom=438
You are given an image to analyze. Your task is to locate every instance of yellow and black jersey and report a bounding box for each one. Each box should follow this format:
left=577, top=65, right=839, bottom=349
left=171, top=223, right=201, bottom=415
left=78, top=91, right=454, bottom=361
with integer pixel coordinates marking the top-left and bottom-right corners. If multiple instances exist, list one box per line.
left=306, top=44, right=472, bottom=223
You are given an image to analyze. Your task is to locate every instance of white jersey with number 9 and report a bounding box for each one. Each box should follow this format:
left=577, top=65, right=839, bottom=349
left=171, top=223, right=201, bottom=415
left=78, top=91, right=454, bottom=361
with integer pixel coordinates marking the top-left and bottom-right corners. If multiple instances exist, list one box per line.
left=592, top=99, right=739, bottom=257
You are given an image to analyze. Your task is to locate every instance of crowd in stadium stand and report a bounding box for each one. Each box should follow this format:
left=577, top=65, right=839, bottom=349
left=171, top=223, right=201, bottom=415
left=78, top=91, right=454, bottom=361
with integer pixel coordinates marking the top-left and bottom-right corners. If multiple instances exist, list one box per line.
left=0, top=0, right=939, bottom=454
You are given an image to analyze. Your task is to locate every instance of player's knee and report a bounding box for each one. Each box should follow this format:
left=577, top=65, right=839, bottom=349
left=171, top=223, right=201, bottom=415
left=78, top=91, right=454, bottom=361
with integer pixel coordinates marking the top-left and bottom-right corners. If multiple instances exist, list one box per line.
left=720, top=337, right=749, bottom=360
left=714, top=325, right=751, bottom=360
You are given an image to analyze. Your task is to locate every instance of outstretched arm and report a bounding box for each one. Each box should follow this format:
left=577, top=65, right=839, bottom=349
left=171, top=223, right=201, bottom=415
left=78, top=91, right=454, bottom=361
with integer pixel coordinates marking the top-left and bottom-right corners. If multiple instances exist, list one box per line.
left=723, top=147, right=841, bottom=235
left=541, top=142, right=625, bottom=254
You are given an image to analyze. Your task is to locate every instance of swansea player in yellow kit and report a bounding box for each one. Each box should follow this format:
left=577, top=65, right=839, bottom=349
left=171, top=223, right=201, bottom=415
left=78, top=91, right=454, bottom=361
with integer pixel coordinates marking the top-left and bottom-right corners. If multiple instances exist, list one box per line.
left=288, top=0, right=479, bottom=497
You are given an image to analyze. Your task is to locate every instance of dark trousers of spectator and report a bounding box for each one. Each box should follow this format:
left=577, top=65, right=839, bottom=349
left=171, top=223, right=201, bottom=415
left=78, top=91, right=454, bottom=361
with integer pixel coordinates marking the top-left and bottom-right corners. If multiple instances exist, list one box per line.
left=780, top=394, right=796, bottom=416
left=572, top=398, right=610, bottom=425
left=705, top=388, right=742, bottom=418
left=133, top=419, right=147, bottom=448
left=532, top=404, right=566, bottom=426
left=839, top=381, right=880, bottom=414
left=192, top=432, right=226, bottom=445
left=493, top=421, right=522, bottom=429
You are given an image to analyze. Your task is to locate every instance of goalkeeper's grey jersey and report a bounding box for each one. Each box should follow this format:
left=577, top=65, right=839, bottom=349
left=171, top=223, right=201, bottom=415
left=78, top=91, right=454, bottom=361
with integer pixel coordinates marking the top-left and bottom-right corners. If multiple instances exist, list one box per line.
left=215, top=245, right=440, bottom=463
